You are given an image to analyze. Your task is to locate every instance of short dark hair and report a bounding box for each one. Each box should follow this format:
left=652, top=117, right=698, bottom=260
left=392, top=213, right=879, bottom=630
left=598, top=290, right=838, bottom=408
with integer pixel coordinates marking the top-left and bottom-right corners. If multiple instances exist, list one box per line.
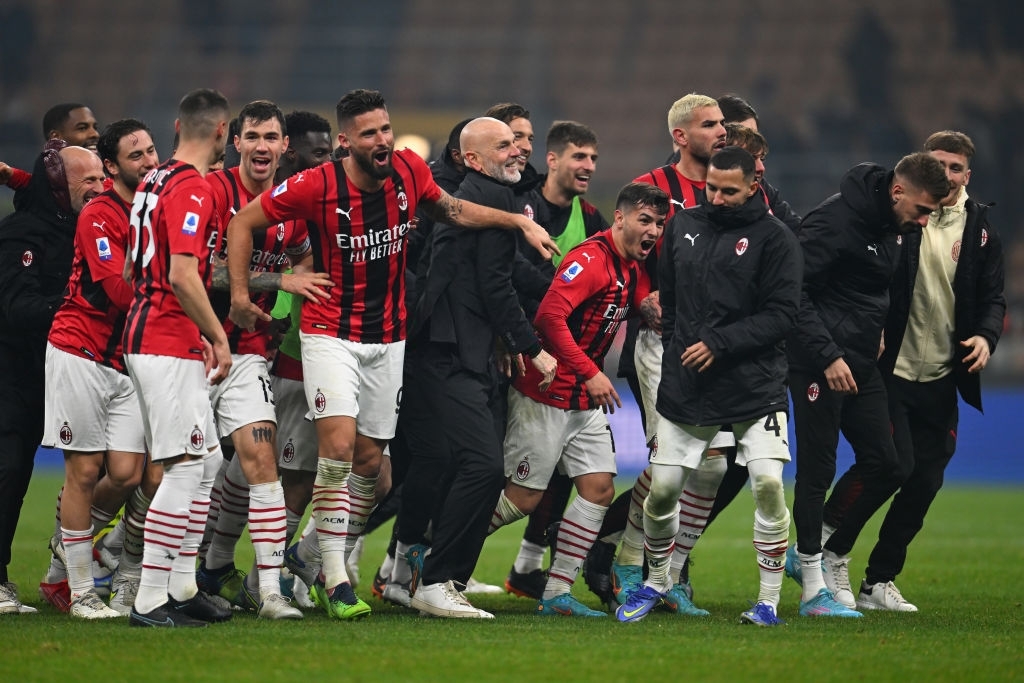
left=616, top=181, right=670, bottom=216
left=725, top=123, right=768, bottom=158
left=717, top=94, right=758, bottom=125
left=335, top=89, right=387, bottom=130
left=484, top=103, right=530, bottom=124
left=285, top=110, right=332, bottom=140
left=178, top=88, right=230, bottom=140
left=546, top=121, right=598, bottom=155
left=924, top=130, right=975, bottom=164
left=42, top=103, right=88, bottom=140
left=710, top=145, right=756, bottom=182
left=237, top=100, right=287, bottom=136
left=894, top=152, right=950, bottom=200
left=97, top=119, right=151, bottom=164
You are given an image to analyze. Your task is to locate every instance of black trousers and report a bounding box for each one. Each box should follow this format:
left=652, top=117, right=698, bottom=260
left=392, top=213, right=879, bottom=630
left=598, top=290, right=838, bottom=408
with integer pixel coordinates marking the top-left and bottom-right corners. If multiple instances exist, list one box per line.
left=853, top=374, right=958, bottom=584
left=791, top=365, right=902, bottom=556
left=397, top=343, right=505, bottom=586
left=0, top=348, right=45, bottom=582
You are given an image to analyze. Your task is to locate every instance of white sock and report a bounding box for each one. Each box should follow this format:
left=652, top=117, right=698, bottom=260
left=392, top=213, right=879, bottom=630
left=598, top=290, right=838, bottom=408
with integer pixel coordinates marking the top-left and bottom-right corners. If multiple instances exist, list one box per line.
left=643, top=463, right=688, bottom=592
left=390, top=541, right=413, bottom=584
left=204, top=456, right=248, bottom=571
left=543, top=496, right=607, bottom=600
left=669, top=457, right=725, bottom=581
left=345, top=472, right=376, bottom=554
left=168, top=450, right=218, bottom=602
left=62, top=527, right=94, bottom=599
left=748, top=459, right=788, bottom=609
left=489, top=490, right=527, bottom=536
left=135, top=457, right=203, bottom=613
left=618, top=467, right=652, bottom=566
left=800, top=552, right=827, bottom=601
left=512, top=540, right=546, bottom=574
left=249, top=481, right=286, bottom=601
left=313, top=458, right=351, bottom=588
left=198, top=454, right=229, bottom=561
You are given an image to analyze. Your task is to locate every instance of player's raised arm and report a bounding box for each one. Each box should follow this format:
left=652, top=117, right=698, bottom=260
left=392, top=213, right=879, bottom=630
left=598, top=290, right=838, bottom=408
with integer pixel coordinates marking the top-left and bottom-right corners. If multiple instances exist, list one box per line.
left=225, top=199, right=274, bottom=331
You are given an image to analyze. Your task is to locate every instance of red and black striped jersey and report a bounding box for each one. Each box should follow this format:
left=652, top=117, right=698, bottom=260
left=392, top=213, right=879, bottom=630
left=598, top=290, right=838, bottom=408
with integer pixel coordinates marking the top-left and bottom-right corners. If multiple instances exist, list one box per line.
left=634, top=164, right=707, bottom=288
left=515, top=230, right=650, bottom=410
left=207, top=167, right=310, bottom=356
left=48, top=189, right=134, bottom=372
left=123, top=160, right=215, bottom=360
left=260, top=149, right=441, bottom=344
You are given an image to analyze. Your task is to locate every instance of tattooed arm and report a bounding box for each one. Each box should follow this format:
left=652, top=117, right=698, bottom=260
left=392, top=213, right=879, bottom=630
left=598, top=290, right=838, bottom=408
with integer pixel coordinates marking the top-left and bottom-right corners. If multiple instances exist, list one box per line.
left=210, top=251, right=333, bottom=298
left=421, top=189, right=559, bottom=261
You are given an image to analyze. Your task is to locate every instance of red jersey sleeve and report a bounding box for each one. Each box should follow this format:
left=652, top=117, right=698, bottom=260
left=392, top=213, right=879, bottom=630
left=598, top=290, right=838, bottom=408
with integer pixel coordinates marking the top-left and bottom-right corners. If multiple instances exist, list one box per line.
left=535, top=255, right=604, bottom=380
left=7, top=167, right=31, bottom=190
left=261, top=168, right=322, bottom=225
left=78, top=195, right=133, bottom=312
left=164, top=177, right=216, bottom=259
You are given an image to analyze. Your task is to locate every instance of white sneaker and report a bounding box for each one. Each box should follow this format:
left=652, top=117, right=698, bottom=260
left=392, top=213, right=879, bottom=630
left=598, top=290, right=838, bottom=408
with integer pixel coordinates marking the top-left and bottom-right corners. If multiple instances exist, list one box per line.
left=822, top=550, right=856, bottom=608
left=382, top=581, right=412, bottom=607
left=258, top=593, right=304, bottom=620
left=463, top=577, right=504, bottom=595
left=291, top=576, right=314, bottom=609
left=0, top=582, right=37, bottom=614
left=856, top=580, right=918, bottom=612
left=108, top=572, right=140, bottom=616
left=410, top=580, right=494, bottom=619
left=70, top=590, right=121, bottom=619
left=346, top=535, right=364, bottom=589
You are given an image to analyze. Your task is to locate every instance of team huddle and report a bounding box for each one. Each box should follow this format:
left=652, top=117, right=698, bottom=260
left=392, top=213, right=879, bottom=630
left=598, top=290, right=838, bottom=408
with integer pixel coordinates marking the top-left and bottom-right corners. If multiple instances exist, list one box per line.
left=0, top=87, right=1004, bottom=627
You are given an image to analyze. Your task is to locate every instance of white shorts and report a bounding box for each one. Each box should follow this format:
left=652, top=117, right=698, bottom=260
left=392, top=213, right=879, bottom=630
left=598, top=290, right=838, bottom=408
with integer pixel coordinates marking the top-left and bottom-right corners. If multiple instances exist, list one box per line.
left=208, top=353, right=277, bottom=439
left=635, top=326, right=733, bottom=450
left=273, top=375, right=318, bottom=472
left=124, top=353, right=218, bottom=462
left=299, top=332, right=404, bottom=440
left=42, top=343, right=146, bottom=454
left=652, top=410, right=791, bottom=469
left=503, top=387, right=616, bottom=490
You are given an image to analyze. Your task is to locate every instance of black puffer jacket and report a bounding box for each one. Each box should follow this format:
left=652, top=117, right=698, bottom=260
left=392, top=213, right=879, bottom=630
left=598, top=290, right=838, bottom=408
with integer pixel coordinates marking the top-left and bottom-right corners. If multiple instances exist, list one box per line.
left=0, top=150, right=78, bottom=356
left=879, top=197, right=1005, bottom=412
left=656, top=192, right=802, bottom=426
left=787, top=163, right=903, bottom=376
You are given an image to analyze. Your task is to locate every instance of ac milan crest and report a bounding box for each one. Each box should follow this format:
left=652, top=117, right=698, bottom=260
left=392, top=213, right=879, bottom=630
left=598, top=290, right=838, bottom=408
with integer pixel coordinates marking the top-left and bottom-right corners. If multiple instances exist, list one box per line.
left=807, top=382, right=820, bottom=402
left=952, top=240, right=961, bottom=263
left=314, top=390, right=327, bottom=413
left=276, top=223, right=286, bottom=241
left=981, top=228, right=988, bottom=247
left=523, top=203, right=534, bottom=221
left=59, top=422, right=73, bottom=445
left=397, top=191, right=408, bottom=212
left=735, top=238, right=749, bottom=256
left=190, top=426, right=205, bottom=450
left=896, top=234, right=903, bottom=246
left=282, top=440, right=295, bottom=464
left=515, top=459, right=530, bottom=481
left=21, top=250, right=34, bottom=267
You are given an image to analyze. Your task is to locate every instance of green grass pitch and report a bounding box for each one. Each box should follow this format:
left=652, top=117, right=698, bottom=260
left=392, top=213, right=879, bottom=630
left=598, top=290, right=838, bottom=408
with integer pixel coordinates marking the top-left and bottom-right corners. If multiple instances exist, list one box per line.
left=2, top=471, right=1021, bottom=682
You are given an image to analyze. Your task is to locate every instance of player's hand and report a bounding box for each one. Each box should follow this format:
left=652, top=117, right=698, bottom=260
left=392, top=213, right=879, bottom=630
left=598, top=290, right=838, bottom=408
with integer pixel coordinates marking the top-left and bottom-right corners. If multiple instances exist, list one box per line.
left=531, top=349, right=558, bottom=392
left=680, top=341, right=715, bottom=372
left=824, top=357, right=857, bottom=394
left=0, top=162, right=13, bottom=185
left=201, top=336, right=215, bottom=376
left=585, top=371, right=622, bottom=414
left=640, top=291, right=663, bottom=334
left=961, top=335, right=992, bottom=374
left=207, top=337, right=233, bottom=385
left=229, top=298, right=272, bottom=332
left=282, top=271, right=334, bottom=303
left=519, top=216, right=560, bottom=261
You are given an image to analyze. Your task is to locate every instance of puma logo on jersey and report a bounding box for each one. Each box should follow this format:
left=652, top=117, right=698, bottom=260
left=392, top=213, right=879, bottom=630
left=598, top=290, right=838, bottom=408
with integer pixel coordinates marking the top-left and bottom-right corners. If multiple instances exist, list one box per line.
left=616, top=280, right=625, bottom=289
left=92, top=220, right=107, bottom=231
left=684, top=233, right=699, bottom=246
left=190, top=194, right=205, bottom=207
left=229, top=207, right=237, bottom=215
left=671, top=199, right=686, bottom=209
left=581, top=252, right=594, bottom=263
left=336, top=207, right=352, bottom=220
left=867, top=244, right=879, bottom=255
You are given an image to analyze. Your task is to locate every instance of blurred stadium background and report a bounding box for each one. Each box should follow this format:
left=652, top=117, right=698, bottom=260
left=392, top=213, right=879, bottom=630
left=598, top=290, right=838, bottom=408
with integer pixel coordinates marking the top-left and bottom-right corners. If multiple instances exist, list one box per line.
left=4, top=0, right=1021, bottom=479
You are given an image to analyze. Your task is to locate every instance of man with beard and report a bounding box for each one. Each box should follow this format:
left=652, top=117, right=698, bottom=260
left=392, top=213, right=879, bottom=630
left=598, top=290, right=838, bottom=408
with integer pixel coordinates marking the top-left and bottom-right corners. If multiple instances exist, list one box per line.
left=226, top=92, right=558, bottom=621
left=785, top=152, right=949, bottom=617
left=396, top=117, right=557, bottom=618
left=616, top=147, right=802, bottom=624
left=0, top=143, right=105, bottom=615
left=39, top=120, right=159, bottom=619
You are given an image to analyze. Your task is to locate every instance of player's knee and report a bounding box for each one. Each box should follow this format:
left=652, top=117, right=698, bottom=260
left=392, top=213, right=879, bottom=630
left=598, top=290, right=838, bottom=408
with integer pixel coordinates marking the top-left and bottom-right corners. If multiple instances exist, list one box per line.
left=751, top=474, right=789, bottom=528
